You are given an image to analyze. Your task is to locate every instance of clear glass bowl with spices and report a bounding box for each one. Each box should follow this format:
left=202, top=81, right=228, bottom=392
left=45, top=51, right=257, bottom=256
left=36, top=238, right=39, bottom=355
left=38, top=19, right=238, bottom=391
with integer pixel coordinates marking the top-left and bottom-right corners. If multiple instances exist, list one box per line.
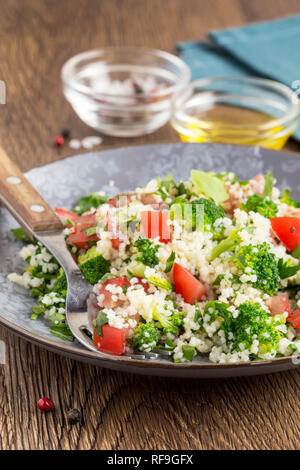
left=61, top=47, right=191, bottom=137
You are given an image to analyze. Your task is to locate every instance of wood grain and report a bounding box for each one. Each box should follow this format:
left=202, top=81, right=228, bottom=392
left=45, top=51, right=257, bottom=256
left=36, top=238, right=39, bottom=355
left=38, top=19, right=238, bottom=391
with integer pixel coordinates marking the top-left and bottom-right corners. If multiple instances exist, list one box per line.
left=0, top=0, right=300, bottom=450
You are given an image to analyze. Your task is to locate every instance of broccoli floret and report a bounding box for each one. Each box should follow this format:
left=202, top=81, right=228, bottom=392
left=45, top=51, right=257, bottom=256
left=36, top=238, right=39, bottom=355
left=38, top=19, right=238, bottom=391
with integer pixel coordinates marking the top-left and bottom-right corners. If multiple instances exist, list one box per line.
left=212, top=238, right=280, bottom=294
left=233, top=242, right=280, bottom=295
left=52, top=268, right=67, bottom=295
left=203, top=301, right=285, bottom=358
left=162, top=311, right=184, bottom=336
left=211, top=228, right=242, bottom=260
left=74, top=192, right=108, bottom=215
left=242, top=172, right=277, bottom=218
left=171, top=197, right=225, bottom=236
left=152, top=306, right=184, bottom=336
left=243, top=193, right=278, bottom=218
left=134, top=237, right=159, bottom=268
left=128, top=322, right=159, bottom=352
left=190, top=198, right=225, bottom=232
left=78, top=246, right=110, bottom=284
left=227, top=302, right=285, bottom=357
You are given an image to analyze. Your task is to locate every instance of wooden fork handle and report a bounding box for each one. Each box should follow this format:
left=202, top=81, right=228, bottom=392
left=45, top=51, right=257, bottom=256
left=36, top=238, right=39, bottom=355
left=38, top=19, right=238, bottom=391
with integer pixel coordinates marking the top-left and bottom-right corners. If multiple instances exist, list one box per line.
left=0, top=147, right=63, bottom=233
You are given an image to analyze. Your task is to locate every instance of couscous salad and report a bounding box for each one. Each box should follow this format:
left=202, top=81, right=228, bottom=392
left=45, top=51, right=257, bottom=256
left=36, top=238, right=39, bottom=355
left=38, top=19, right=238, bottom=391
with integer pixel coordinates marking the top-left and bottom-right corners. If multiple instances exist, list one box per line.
left=9, top=170, right=300, bottom=363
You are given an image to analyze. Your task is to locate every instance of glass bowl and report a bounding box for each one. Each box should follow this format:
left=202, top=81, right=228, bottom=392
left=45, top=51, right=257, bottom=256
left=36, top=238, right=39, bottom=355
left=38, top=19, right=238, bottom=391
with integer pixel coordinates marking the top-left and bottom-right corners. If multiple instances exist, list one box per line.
left=61, top=47, right=191, bottom=137
left=170, top=77, right=299, bottom=150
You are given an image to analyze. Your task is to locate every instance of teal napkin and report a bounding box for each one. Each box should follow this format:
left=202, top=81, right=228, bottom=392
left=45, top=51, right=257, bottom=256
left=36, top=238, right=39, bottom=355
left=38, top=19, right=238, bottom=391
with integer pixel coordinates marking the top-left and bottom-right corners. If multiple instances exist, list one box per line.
left=176, top=41, right=255, bottom=80
left=177, top=15, right=300, bottom=140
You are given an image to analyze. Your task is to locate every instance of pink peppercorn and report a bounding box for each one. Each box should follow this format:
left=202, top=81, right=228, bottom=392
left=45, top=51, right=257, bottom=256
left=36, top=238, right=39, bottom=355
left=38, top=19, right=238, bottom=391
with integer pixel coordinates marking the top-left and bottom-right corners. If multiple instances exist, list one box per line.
left=54, top=135, right=64, bottom=147
left=37, top=397, right=55, bottom=412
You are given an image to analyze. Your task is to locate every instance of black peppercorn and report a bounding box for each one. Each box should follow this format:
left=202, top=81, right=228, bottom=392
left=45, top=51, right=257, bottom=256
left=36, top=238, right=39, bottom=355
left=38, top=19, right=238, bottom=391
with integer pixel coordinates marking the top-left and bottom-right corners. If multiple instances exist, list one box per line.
left=67, top=408, right=81, bottom=425
left=61, top=129, right=71, bottom=139
left=132, top=81, right=143, bottom=95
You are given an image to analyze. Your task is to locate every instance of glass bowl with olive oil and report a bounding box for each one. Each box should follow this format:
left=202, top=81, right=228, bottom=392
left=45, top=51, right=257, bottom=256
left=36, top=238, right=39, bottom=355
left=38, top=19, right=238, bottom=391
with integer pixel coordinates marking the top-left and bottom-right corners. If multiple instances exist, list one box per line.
left=170, top=77, right=299, bottom=150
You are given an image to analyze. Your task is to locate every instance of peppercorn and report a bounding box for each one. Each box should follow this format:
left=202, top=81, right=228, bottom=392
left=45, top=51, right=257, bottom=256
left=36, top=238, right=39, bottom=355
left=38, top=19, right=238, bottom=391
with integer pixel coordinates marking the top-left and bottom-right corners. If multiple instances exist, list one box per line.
left=61, top=129, right=71, bottom=139
left=54, top=135, right=64, bottom=147
left=67, top=408, right=81, bottom=425
left=37, top=397, right=55, bottom=412
left=132, top=81, right=143, bottom=95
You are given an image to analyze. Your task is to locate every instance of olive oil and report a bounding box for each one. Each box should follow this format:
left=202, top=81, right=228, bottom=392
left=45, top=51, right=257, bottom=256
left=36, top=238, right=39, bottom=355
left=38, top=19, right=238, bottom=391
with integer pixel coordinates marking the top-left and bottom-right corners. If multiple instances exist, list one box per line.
left=172, top=104, right=291, bottom=150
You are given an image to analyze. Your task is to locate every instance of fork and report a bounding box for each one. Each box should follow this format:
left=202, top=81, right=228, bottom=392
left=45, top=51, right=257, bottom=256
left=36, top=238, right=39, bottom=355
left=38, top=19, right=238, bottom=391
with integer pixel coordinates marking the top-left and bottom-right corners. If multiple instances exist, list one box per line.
left=0, top=148, right=171, bottom=360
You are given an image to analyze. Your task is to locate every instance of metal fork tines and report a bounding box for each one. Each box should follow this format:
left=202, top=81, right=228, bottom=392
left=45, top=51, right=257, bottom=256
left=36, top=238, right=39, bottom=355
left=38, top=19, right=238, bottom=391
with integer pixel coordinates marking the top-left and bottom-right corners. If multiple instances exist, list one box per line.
left=123, top=347, right=173, bottom=360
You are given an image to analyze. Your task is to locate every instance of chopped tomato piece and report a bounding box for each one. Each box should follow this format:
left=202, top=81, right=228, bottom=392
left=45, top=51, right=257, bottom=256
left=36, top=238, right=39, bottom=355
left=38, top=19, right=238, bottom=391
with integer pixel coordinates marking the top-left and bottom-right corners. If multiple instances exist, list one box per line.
left=98, top=277, right=150, bottom=309
left=55, top=207, right=78, bottom=222
left=66, top=213, right=97, bottom=248
left=93, top=325, right=126, bottom=355
left=287, top=308, right=300, bottom=329
left=271, top=217, right=300, bottom=251
left=56, top=208, right=96, bottom=230
left=67, top=225, right=98, bottom=249
left=75, top=214, right=96, bottom=227
left=99, top=277, right=131, bottom=309
left=172, top=263, right=206, bottom=304
left=141, top=211, right=171, bottom=243
left=267, top=295, right=291, bottom=316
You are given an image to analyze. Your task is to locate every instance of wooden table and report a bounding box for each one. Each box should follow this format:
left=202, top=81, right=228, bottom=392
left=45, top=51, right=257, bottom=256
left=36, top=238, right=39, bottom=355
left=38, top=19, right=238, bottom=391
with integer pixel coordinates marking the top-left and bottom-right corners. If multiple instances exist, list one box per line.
left=0, top=0, right=300, bottom=450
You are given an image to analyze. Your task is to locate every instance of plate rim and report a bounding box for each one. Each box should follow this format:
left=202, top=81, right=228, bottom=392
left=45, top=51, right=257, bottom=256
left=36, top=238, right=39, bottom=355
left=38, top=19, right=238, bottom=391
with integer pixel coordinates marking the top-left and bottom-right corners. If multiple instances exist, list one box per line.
left=2, top=142, right=300, bottom=375
left=2, top=312, right=298, bottom=371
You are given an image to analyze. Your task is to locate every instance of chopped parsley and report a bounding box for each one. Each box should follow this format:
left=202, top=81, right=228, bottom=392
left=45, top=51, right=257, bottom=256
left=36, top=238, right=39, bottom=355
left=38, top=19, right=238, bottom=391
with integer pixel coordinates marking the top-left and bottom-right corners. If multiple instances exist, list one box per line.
left=134, top=237, right=159, bottom=268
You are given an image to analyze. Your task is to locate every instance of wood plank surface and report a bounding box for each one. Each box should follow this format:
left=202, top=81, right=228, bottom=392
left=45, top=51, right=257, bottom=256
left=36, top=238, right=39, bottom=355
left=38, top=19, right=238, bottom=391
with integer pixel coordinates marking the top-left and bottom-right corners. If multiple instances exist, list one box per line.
left=0, top=0, right=300, bottom=450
